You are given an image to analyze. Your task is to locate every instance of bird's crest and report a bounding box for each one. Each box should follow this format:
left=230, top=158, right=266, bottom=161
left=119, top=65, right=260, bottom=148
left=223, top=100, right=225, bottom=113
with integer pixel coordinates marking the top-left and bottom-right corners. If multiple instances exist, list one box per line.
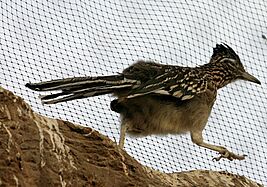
left=209, top=43, right=240, bottom=64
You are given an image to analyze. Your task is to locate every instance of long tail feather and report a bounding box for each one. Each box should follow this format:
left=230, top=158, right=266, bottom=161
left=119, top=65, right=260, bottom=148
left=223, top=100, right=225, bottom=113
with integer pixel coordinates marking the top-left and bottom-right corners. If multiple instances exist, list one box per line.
left=25, top=75, right=125, bottom=91
left=26, top=75, right=136, bottom=104
left=40, top=84, right=133, bottom=104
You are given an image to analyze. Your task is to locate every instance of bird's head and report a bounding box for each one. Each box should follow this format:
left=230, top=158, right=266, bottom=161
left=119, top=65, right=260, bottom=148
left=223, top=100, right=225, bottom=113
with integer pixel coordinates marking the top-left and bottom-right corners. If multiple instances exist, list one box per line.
left=208, top=43, right=261, bottom=87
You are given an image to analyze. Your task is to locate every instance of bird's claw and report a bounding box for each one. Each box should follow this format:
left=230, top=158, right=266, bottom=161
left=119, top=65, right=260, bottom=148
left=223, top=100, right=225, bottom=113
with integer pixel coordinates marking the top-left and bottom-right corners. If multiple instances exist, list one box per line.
left=212, top=149, right=246, bottom=161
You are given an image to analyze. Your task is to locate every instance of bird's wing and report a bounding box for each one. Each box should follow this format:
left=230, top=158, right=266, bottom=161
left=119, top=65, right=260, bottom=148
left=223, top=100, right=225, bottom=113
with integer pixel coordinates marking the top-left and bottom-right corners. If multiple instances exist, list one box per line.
left=126, top=67, right=208, bottom=101
left=122, top=60, right=166, bottom=83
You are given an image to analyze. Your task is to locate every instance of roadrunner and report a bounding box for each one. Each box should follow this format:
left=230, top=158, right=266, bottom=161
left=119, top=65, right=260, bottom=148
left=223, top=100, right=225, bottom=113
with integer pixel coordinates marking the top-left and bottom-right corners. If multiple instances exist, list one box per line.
left=26, top=44, right=261, bottom=161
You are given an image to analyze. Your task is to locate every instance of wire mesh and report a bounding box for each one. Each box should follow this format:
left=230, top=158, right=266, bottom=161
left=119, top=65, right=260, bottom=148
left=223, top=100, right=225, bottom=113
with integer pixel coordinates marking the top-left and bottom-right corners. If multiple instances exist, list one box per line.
left=1, top=0, right=266, bottom=185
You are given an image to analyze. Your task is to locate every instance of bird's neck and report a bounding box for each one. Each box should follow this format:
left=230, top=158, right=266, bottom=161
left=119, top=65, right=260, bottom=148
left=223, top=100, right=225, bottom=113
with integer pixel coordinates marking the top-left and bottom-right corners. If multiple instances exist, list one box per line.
left=198, top=63, right=233, bottom=89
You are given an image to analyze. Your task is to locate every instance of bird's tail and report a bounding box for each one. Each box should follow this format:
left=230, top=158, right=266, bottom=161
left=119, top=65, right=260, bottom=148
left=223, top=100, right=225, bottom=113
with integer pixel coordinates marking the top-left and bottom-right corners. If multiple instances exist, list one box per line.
left=26, top=75, right=135, bottom=104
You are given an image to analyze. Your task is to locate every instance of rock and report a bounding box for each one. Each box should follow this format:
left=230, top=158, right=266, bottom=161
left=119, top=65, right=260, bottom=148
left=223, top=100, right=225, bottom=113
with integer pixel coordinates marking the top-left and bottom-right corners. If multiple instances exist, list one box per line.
left=0, top=87, right=263, bottom=187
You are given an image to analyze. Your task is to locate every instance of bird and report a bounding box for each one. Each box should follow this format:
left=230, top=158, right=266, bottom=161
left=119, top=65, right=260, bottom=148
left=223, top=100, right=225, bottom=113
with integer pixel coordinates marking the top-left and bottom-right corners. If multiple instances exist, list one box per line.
left=26, top=43, right=261, bottom=161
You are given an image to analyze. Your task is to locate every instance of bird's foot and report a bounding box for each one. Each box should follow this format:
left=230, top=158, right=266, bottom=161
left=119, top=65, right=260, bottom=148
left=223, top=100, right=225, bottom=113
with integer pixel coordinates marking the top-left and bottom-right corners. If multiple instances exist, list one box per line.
left=212, top=148, right=246, bottom=161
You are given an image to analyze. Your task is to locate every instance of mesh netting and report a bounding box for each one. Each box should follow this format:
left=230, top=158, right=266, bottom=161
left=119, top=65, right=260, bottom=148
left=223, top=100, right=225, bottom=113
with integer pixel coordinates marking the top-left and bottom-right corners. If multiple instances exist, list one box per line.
left=1, top=0, right=266, bottom=185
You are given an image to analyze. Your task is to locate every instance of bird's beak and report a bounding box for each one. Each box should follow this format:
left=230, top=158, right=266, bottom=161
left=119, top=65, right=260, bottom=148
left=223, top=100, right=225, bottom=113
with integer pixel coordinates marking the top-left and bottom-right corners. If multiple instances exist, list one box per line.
left=241, top=71, right=261, bottom=85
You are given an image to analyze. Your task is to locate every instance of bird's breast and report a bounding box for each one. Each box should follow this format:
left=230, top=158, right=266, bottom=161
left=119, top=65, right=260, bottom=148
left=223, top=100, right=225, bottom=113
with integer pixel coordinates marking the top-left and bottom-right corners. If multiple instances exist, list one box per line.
left=118, top=94, right=214, bottom=137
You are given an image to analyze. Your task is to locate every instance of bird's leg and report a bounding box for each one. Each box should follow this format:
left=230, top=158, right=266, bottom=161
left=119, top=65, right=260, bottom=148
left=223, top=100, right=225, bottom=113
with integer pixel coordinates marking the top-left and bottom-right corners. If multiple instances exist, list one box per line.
left=190, top=131, right=246, bottom=161
left=119, top=123, right=128, bottom=148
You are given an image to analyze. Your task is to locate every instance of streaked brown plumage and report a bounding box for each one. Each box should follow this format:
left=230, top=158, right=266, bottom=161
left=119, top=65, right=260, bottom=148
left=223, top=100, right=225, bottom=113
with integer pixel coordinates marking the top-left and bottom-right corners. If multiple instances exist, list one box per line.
left=26, top=43, right=261, bottom=161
